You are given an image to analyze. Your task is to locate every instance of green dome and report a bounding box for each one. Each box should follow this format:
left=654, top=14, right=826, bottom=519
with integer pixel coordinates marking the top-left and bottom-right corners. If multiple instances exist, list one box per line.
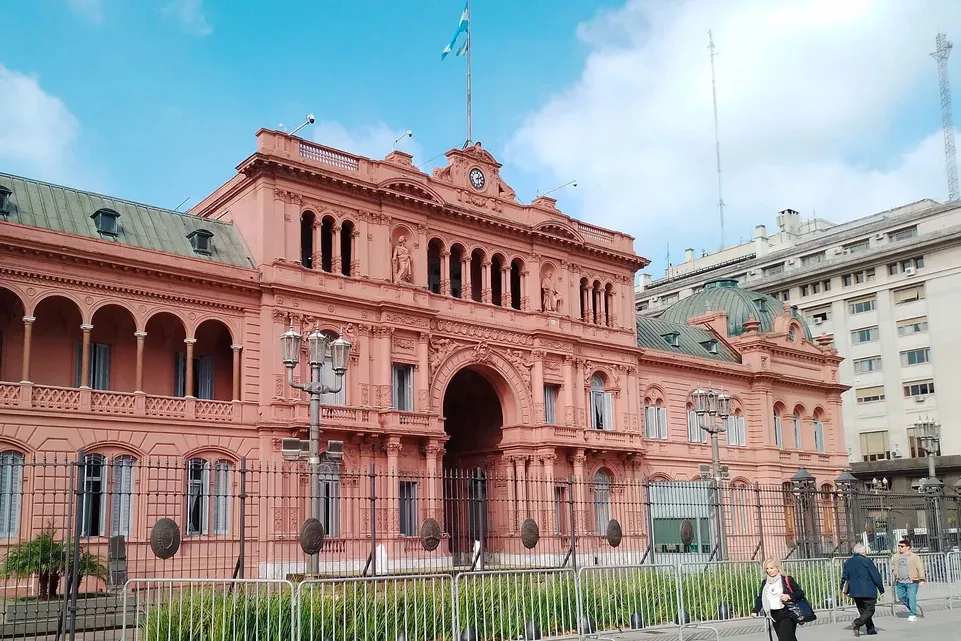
left=659, top=278, right=813, bottom=340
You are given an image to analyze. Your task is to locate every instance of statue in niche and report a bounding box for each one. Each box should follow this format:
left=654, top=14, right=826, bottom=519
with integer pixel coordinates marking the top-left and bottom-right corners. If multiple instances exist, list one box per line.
left=392, top=235, right=413, bottom=283
left=541, top=269, right=560, bottom=313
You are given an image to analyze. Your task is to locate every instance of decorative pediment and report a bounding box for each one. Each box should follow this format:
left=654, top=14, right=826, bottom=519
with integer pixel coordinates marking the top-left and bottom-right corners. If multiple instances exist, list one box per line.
left=533, top=221, right=584, bottom=244
left=434, top=142, right=517, bottom=204
left=379, top=179, right=446, bottom=205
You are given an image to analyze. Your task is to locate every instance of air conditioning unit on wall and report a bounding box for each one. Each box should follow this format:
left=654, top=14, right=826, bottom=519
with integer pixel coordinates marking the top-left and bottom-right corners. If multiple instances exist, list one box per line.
left=904, top=266, right=916, bottom=276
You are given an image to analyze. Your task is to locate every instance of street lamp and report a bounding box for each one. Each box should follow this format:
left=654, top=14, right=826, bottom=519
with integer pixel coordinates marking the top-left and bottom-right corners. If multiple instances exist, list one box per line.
left=835, top=470, right=858, bottom=553
left=913, top=416, right=944, bottom=551
left=914, top=416, right=942, bottom=482
left=692, top=385, right=731, bottom=560
left=280, top=322, right=352, bottom=574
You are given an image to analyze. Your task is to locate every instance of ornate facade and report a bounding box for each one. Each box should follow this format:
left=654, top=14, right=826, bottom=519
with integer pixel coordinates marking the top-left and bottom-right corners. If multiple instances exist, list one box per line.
left=0, top=131, right=848, bottom=571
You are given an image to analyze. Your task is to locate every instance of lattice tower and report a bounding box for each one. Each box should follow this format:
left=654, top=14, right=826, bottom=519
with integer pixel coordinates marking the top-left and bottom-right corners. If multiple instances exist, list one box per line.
left=932, top=33, right=959, bottom=201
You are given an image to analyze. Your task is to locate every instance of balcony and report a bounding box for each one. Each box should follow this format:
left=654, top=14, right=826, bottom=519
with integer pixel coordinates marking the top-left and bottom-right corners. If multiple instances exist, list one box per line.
left=500, top=424, right=645, bottom=453
left=0, top=382, right=246, bottom=423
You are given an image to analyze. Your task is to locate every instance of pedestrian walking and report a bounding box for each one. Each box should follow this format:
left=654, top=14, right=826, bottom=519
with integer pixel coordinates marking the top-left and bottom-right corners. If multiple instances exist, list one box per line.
left=890, top=539, right=925, bottom=621
left=841, top=543, right=885, bottom=636
left=751, top=558, right=811, bottom=641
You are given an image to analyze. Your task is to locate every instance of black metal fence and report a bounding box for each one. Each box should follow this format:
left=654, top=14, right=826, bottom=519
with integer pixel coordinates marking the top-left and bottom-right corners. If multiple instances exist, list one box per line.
left=0, top=453, right=959, bottom=639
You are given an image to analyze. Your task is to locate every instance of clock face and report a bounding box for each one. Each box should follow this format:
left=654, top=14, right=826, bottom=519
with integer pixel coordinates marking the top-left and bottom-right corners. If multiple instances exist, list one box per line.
left=469, top=168, right=486, bottom=190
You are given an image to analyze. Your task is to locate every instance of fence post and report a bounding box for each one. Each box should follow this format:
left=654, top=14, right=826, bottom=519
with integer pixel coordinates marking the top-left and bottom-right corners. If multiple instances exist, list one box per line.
left=67, top=451, right=85, bottom=641
left=754, top=483, right=766, bottom=561
left=644, top=477, right=656, bottom=565
left=235, top=456, right=247, bottom=579
left=369, top=462, right=377, bottom=576
left=568, top=474, right=577, bottom=570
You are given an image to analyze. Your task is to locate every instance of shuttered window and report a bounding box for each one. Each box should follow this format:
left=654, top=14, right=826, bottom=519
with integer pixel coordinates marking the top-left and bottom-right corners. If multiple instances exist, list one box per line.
left=110, top=456, right=135, bottom=537
left=893, top=285, right=925, bottom=305
left=75, top=342, right=111, bottom=390
left=0, top=452, right=23, bottom=539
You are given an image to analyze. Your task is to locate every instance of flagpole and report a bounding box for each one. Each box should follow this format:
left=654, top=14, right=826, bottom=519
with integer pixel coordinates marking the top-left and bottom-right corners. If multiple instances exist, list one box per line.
left=465, top=0, right=472, bottom=147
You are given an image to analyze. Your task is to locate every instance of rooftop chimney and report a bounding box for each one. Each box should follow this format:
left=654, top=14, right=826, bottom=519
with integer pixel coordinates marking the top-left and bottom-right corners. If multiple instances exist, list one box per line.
left=755, top=224, right=767, bottom=239
left=685, top=248, right=695, bottom=262
left=777, top=209, right=801, bottom=235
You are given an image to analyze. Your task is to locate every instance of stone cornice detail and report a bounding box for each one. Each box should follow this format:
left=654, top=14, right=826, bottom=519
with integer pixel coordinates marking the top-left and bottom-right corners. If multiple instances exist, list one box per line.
left=1, top=266, right=250, bottom=313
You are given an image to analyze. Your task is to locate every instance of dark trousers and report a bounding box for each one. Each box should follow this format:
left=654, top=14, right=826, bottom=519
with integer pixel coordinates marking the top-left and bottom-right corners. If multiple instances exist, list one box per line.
left=852, top=597, right=877, bottom=631
left=770, top=608, right=798, bottom=641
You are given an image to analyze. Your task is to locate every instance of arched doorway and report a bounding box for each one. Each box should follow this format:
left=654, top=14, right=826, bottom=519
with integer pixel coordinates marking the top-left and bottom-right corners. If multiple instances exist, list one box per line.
left=441, top=365, right=507, bottom=564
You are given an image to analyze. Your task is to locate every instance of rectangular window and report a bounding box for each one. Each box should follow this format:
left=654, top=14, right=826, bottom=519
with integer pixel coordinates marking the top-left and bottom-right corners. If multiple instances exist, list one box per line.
left=851, top=326, right=879, bottom=344
left=174, top=353, right=215, bottom=399
left=855, top=271, right=864, bottom=284
left=110, top=457, right=135, bottom=538
left=853, top=356, right=882, bottom=373
left=860, top=431, right=890, bottom=462
left=553, top=486, right=568, bottom=534
left=842, top=274, right=852, bottom=287
left=888, top=226, right=918, bottom=242
left=801, top=252, right=824, bottom=266
left=800, top=285, right=809, bottom=297
left=808, top=307, right=831, bottom=324
left=866, top=267, right=876, bottom=281
left=888, top=263, right=898, bottom=276
left=855, top=386, right=885, bottom=404
left=645, top=403, right=667, bottom=440
left=543, top=385, right=559, bottom=425
left=660, top=293, right=679, bottom=306
left=726, top=415, right=746, bottom=447
left=900, top=348, right=931, bottom=366
left=81, top=454, right=106, bottom=537
left=75, top=342, right=111, bottom=390
left=813, top=421, right=825, bottom=453
left=211, top=461, right=231, bottom=535
left=903, top=379, right=935, bottom=398
left=907, top=427, right=940, bottom=458
left=687, top=410, right=704, bottom=443
left=774, top=413, right=783, bottom=449
left=0, top=452, right=23, bottom=539
left=848, top=297, right=876, bottom=315
left=186, top=459, right=209, bottom=536
left=391, top=364, right=414, bottom=411
left=846, top=240, right=870, bottom=255
left=399, top=481, right=418, bottom=536
left=812, top=282, right=821, bottom=294
left=793, top=414, right=802, bottom=450
left=591, top=388, right=614, bottom=430
left=823, top=279, right=832, bottom=292
left=763, top=263, right=785, bottom=276
left=780, top=290, right=791, bottom=302
left=893, top=285, right=925, bottom=305
left=897, top=317, right=928, bottom=336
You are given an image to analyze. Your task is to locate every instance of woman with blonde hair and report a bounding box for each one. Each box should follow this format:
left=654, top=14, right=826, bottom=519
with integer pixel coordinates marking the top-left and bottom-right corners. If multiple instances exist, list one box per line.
left=751, top=558, right=810, bottom=641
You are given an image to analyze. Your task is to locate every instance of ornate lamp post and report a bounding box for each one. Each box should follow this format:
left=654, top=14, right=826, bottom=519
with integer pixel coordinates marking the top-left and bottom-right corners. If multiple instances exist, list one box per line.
left=835, top=469, right=859, bottom=553
left=692, top=386, right=731, bottom=560
left=914, top=417, right=943, bottom=551
left=866, top=477, right=893, bottom=552
left=280, top=323, right=351, bottom=573
left=790, top=467, right=820, bottom=558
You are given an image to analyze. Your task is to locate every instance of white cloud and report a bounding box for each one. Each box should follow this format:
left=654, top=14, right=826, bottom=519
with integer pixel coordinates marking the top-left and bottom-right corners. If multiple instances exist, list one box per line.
left=313, top=121, right=424, bottom=163
left=162, top=0, right=212, bottom=37
left=68, top=0, right=103, bottom=22
left=0, top=64, right=80, bottom=182
left=506, top=0, right=961, bottom=274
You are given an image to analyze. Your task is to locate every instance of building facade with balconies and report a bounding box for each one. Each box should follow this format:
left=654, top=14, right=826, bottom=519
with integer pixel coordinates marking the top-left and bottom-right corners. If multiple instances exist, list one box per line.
left=0, top=132, right=847, bottom=575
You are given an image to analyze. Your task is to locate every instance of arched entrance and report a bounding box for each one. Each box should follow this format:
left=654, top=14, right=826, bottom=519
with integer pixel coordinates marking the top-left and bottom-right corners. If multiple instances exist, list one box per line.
left=440, top=364, right=508, bottom=564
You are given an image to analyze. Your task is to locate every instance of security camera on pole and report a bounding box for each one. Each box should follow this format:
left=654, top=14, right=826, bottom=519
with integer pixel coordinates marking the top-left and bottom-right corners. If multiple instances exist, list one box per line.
left=280, top=322, right=351, bottom=574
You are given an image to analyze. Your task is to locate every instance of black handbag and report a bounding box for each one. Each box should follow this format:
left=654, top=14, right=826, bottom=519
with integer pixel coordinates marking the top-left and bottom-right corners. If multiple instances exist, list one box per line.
left=785, top=577, right=818, bottom=624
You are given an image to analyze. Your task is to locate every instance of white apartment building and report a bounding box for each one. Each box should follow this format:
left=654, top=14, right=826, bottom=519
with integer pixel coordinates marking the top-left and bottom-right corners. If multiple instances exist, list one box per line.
left=635, top=200, right=961, bottom=467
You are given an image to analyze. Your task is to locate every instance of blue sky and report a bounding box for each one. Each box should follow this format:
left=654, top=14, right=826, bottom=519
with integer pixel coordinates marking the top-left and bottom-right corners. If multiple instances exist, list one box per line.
left=3, top=1, right=961, bottom=277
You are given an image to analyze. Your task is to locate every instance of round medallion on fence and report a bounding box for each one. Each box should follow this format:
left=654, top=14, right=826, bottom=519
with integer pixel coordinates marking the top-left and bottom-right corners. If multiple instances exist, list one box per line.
left=299, top=517, right=326, bottom=555
left=606, top=518, right=622, bottom=547
left=149, top=518, right=181, bottom=560
left=521, top=518, right=540, bottom=549
left=680, top=519, right=694, bottom=546
left=420, top=517, right=442, bottom=551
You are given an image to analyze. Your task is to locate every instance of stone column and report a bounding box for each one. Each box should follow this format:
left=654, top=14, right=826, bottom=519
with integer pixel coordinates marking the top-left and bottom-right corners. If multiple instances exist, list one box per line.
left=231, top=344, right=243, bottom=401
left=20, top=316, right=35, bottom=383
left=350, top=229, right=360, bottom=276
left=540, top=452, right=557, bottom=532
left=482, top=261, right=492, bottom=303
left=561, top=355, right=575, bottom=427
left=79, top=324, right=93, bottom=389
left=416, top=332, right=430, bottom=411
left=520, top=270, right=529, bottom=311
left=424, top=439, right=442, bottom=519
left=581, top=284, right=589, bottom=321
left=532, top=351, right=545, bottom=423
left=184, top=338, right=197, bottom=397
left=506, top=456, right=517, bottom=531
left=440, top=251, right=451, bottom=295
left=571, top=449, right=587, bottom=530
left=358, top=325, right=372, bottom=406
left=515, top=456, right=529, bottom=520
left=461, top=257, right=471, bottom=300
left=573, top=358, right=585, bottom=427
left=385, top=437, right=402, bottom=536
left=134, top=331, right=147, bottom=393
left=312, top=221, right=322, bottom=269
left=378, top=327, right=393, bottom=407
left=331, top=225, right=342, bottom=273
left=501, top=265, right=510, bottom=307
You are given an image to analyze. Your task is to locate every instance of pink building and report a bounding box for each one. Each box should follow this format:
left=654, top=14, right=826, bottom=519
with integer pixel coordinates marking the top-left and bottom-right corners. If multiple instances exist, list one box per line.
left=0, top=131, right=848, bottom=577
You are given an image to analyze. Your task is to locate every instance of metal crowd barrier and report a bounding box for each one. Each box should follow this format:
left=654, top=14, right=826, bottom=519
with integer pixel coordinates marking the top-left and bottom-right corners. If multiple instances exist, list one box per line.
left=577, top=564, right=681, bottom=636
left=298, top=573, right=455, bottom=641
left=122, top=578, right=296, bottom=641
left=948, top=551, right=961, bottom=603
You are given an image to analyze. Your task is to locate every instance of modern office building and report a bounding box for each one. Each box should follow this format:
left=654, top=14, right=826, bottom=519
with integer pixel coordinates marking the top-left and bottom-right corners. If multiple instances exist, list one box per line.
left=635, top=201, right=961, bottom=489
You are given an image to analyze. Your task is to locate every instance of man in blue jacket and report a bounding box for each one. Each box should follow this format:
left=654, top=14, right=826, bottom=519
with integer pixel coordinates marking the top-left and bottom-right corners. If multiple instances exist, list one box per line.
left=841, top=543, right=886, bottom=636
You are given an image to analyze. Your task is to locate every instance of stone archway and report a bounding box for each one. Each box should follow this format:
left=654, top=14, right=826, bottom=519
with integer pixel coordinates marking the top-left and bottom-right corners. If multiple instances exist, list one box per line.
left=442, top=367, right=504, bottom=468
left=430, top=344, right=532, bottom=427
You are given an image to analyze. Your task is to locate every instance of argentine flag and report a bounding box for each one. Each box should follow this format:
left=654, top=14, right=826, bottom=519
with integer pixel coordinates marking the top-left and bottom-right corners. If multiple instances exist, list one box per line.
left=441, top=2, right=469, bottom=60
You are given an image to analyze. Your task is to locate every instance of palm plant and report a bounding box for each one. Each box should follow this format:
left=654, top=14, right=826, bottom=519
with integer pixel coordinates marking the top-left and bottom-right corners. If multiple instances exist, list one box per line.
left=0, top=524, right=108, bottom=599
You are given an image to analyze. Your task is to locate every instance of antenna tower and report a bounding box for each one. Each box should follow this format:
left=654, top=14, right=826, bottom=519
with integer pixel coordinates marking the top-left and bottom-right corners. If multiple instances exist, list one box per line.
left=932, top=33, right=959, bottom=201
left=708, top=30, right=726, bottom=248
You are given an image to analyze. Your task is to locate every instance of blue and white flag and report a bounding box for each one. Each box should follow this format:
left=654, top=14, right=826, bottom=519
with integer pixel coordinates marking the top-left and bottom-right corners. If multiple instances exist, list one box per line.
left=441, top=1, right=469, bottom=60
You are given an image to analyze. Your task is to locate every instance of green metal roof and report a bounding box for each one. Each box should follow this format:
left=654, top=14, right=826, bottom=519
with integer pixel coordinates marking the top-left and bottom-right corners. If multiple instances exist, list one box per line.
left=635, top=316, right=740, bottom=363
left=0, top=172, right=254, bottom=269
left=659, top=278, right=813, bottom=340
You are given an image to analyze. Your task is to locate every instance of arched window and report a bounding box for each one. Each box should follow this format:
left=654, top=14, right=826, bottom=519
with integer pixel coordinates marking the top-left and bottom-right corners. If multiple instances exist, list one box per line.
left=0, top=451, right=24, bottom=539
left=793, top=410, right=803, bottom=450
left=590, top=374, right=613, bottom=430
left=449, top=245, right=464, bottom=298
left=81, top=454, right=106, bottom=537
left=773, top=408, right=783, bottom=449
left=579, top=278, right=589, bottom=321
left=645, top=400, right=667, bottom=440
left=319, top=462, right=341, bottom=537
left=340, top=220, right=355, bottom=276
left=186, top=458, right=232, bottom=536
left=469, top=249, right=484, bottom=302
left=604, top=283, right=614, bottom=326
left=726, top=410, right=746, bottom=447
left=592, top=281, right=602, bottom=324
left=491, top=255, right=504, bottom=306
left=732, top=483, right=750, bottom=530
left=593, top=469, right=611, bottom=534
left=427, top=239, right=443, bottom=294
left=319, top=331, right=347, bottom=405
left=813, top=412, right=825, bottom=453
left=111, top=456, right=135, bottom=537
left=509, top=259, right=522, bottom=310
left=320, top=217, right=334, bottom=272
left=300, top=211, right=316, bottom=269
left=687, top=404, right=702, bottom=443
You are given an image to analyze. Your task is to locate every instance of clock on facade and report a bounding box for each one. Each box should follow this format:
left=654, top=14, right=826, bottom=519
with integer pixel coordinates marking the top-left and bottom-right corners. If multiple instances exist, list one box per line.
left=468, top=168, right=486, bottom=190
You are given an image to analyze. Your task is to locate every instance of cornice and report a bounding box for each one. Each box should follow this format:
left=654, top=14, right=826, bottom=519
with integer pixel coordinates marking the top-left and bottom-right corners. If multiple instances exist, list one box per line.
left=1, top=266, right=251, bottom=313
